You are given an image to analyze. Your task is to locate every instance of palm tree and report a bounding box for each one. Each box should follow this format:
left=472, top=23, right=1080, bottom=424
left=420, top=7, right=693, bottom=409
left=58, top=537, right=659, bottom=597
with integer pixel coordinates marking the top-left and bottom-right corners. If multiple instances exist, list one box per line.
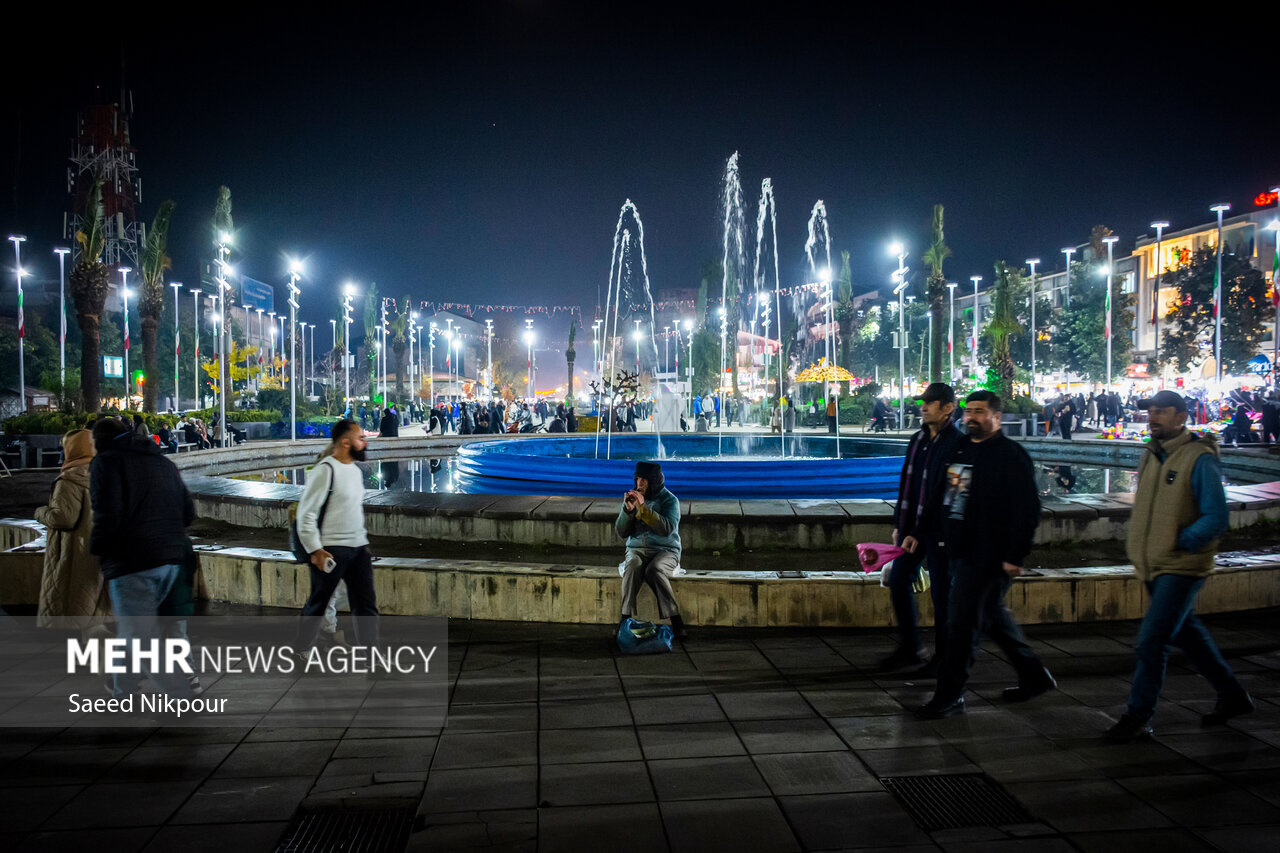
left=138, top=200, right=176, bottom=413
left=391, top=295, right=409, bottom=399
left=920, top=205, right=952, bottom=383
left=987, top=261, right=1022, bottom=401
left=69, top=180, right=110, bottom=413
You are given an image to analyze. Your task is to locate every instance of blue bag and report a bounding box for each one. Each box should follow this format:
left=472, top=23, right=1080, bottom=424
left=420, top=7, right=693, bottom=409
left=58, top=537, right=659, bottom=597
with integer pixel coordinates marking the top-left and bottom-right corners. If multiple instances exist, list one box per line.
left=616, top=617, right=673, bottom=655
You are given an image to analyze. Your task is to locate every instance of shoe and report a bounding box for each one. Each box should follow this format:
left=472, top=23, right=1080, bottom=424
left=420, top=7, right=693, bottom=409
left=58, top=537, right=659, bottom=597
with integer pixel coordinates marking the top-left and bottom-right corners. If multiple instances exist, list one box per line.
left=1003, top=668, right=1057, bottom=703
left=1201, top=691, right=1255, bottom=727
left=669, top=616, right=688, bottom=642
left=317, top=629, right=351, bottom=650
left=914, top=696, right=965, bottom=720
left=878, top=647, right=928, bottom=672
left=1105, top=713, right=1154, bottom=742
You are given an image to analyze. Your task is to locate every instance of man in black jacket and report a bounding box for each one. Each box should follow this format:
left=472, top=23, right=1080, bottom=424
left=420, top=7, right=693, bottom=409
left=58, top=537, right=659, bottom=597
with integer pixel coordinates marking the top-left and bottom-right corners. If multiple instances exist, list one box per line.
left=379, top=405, right=400, bottom=437
left=882, top=382, right=961, bottom=672
left=89, top=417, right=196, bottom=699
left=916, top=391, right=1055, bottom=719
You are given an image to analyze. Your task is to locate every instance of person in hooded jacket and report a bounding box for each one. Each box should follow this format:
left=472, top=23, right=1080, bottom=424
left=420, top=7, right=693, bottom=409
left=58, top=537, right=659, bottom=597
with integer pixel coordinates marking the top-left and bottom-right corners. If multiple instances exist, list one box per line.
left=89, top=418, right=196, bottom=699
left=616, top=460, right=686, bottom=639
left=379, top=405, right=400, bottom=437
left=35, top=429, right=113, bottom=632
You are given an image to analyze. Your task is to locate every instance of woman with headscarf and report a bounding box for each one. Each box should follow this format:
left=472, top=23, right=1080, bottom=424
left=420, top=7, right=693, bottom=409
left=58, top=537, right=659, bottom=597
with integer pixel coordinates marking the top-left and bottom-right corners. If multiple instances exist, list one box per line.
left=34, top=429, right=113, bottom=632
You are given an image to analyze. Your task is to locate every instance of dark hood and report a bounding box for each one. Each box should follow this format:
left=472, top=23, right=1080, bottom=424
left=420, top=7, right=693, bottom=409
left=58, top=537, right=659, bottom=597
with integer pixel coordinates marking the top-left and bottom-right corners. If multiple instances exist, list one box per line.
left=634, top=461, right=664, bottom=499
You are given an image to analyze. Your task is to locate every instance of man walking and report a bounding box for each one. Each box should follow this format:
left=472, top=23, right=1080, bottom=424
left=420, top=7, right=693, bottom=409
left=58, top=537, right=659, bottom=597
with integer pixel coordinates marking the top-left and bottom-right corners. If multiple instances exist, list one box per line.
left=1055, top=395, right=1075, bottom=440
left=1107, top=391, right=1253, bottom=740
left=916, top=391, right=1055, bottom=719
left=883, top=383, right=961, bottom=672
left=295, top=420, right=381, bottom=658
left=89, top=417, right=196, bottom=699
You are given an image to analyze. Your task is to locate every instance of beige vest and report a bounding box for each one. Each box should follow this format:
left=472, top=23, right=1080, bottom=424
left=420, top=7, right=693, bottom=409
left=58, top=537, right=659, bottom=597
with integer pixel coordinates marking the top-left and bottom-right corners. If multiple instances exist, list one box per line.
left=1125, top=428, right=1220, bottom=581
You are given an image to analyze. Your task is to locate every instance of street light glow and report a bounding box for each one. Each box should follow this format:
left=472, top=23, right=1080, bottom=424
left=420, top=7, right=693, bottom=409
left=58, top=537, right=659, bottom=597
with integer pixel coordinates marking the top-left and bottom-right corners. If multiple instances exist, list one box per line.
left=888, top=241, right=903, bottom=257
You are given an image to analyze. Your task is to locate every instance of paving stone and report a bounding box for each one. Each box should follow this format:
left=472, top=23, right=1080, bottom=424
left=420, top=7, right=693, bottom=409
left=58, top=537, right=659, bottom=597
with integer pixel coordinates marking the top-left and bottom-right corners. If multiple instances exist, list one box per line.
left=1011, top=778, right=1174, bottom=833
left=419, top=765, right=538, bottom=814
left=432, top=730, right=536, bottom=770
left=660, top=797, right=800, bottom=853
left=648, top=755, right=770, bottom=801
left=142, top=821, right=291, bottom=852
left=14, top=827, right=157, bottom=852
left=733, top=717, right=845, bottom=754
left=409, top=808, right=537, bottom=852
left=537, top=802, right=667, bottom=853
left=753, top=750, right=881, bottom=795
left=637, top=722, right=746, bottom=761
left=1118, top=772, right=1280, bottom=826
left=1066, top=827, right=1219, bottom=853
left=540, top=726, right=642, bottom=764
left=44, top=779, right=200, bottom=829
left=211, top=739, right=337, bottom=778
left=541, top=697, right=633, bottom=729
left=778, top=791, right=932, bottom=851
left=0, top=784, right=84, bottom=832
left=171, top=776, right=316, bottom=824
left=714, top=688, right=817, bottom=721
left=540, top=760, right=653, bottom=806
left=629, top=693, right=726, bottom=726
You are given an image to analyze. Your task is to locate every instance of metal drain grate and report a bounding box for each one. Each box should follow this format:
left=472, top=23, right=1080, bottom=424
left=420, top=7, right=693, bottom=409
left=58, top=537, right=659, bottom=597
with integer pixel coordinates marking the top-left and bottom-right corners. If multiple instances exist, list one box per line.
left=880, top=774, right=1036, bottom=831
left=276, top=807, right=414, bottom=853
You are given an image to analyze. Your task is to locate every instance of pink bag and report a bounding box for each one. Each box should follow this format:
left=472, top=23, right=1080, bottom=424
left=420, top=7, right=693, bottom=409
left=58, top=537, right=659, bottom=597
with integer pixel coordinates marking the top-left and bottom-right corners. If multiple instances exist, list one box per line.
left=856, top=543, right=905, bottom=573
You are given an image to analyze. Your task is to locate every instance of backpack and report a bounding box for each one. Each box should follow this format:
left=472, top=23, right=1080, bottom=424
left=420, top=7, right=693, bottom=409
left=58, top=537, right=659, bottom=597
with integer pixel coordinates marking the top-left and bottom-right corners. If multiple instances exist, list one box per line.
left=287, top=458, right=336, bottom=564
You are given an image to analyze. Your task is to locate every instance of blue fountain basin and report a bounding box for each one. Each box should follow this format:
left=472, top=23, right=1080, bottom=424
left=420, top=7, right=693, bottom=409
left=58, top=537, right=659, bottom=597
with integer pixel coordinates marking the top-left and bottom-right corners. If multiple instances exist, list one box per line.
left=454, top=434, right=909, bottom=499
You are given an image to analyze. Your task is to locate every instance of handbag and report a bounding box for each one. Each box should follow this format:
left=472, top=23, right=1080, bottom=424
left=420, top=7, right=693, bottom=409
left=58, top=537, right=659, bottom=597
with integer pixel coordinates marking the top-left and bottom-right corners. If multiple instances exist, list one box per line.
left=288, top=459, right=336, bottom=564
left=616, top=617, right=673, bottom=655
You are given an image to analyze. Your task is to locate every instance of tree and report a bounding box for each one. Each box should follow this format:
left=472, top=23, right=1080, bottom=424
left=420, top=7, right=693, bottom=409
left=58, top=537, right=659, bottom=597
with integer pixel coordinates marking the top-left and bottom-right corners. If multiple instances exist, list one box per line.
left=362, top=283, right=380, bottom=401
left=984, top=261, right=1022, bottom=401
left=834, top=250, right=861, bottom=372
left=200, top=340, right=263, bottom=397
left=391, top=295, right=409, bottom=400
left=1057, top=259, right=1135, bottom=383
left=689, top=327, right=721, bottom=398
left=138, top=200, right=176, bottom=413
left=1160, top=245, right=1269, bottom=376
left=920, top=204, right=952, bottom=382
left=69, top=180, right=111, bottom=412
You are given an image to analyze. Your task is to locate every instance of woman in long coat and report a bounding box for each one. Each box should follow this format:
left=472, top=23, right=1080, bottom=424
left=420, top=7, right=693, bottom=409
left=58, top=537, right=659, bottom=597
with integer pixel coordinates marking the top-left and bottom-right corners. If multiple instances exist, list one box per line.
left=35, top=429, right=113, bottom=631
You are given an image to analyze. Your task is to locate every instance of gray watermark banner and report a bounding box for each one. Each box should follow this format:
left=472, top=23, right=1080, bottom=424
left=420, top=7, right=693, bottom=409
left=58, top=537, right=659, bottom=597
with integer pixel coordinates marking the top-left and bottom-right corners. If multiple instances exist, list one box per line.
left=0, top=614, right=448, bottom=728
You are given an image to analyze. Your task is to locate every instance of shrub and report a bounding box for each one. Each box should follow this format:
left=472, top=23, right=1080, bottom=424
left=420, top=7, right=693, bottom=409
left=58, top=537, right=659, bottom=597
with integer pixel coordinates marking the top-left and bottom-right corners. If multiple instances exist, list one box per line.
left=189, top=408, right=282, bottom=423
left=3, top=411, right=178, bottom=436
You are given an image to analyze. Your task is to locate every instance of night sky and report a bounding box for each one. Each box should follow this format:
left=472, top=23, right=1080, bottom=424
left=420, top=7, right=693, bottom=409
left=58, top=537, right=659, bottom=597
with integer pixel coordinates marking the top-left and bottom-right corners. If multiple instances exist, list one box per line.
left=2, top=3, right=1275, bottom=345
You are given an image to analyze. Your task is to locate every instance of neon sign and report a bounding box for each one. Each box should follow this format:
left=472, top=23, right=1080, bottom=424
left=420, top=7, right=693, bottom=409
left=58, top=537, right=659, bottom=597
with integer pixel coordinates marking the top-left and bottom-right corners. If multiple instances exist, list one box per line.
left=1254, top=190, right=1279, bottom=206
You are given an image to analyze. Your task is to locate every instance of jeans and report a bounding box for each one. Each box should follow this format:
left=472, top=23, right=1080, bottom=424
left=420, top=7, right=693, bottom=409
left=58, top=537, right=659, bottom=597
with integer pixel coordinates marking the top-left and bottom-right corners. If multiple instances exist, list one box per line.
left=935, top=557, right=1045, bottom=701
left=1126, top=573, right=1242, bottom=722
left=295, top=546, right=380, bottom=652
left=887, top=540, right=950, bottom=661
left=322, top=581, right=349, bottom=635
left=108, top=563, right=196, bottom=699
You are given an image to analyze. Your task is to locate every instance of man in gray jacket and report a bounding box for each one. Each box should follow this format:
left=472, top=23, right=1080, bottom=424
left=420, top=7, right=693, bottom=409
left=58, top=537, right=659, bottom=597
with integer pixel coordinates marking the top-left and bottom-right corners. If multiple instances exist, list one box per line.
left=617, top=461, right=686, bottom=639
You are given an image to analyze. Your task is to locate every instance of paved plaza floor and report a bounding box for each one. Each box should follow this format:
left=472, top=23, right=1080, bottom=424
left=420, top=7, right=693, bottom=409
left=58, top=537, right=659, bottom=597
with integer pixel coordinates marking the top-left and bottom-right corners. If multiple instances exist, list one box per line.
left=2, top=605, right=1279, bottom=852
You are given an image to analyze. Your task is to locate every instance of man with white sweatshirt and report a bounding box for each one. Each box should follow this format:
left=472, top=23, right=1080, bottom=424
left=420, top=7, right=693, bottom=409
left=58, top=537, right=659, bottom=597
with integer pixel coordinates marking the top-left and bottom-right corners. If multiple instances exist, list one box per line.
left=294, top=419, right=380, bottom=654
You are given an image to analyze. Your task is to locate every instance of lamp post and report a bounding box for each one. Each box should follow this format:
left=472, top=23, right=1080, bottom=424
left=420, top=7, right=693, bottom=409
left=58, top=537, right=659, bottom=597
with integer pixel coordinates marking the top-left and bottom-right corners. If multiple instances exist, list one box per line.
left=485, top=318, right=494, bottom=398
left=286, top=260, right=302, bottom=441
left=524, top=319, right=534, bottom=401
left=170, top=282, right=182, bottom=410
left=718, top=307, right=726, bottom=455
left=8, top=236, right=26, bottom=407
left=342, top=285, right=355, bottom=409
left=190, top=288, right=202, bottom=407
left=1103, top=235, right=1119, bottom=391
left=55, top=246, right=69, bottom=389
left=663, top=324, right=670, bottom=376
left=946, top=282, right=957, bottom=382
left=1026, top=258, right=1040, bottom=397
left=1270, top=216, right=1280, bottom=388
left=216, top=234, right=231, bottom=445
left=119, top=267, right=132, bottom=402
left=266, top=311, right=277, bottom=380
left=1211, top=203, right=1231, bottom=386
left=1061, top=246, right=1076, bottom=396
left=407, top=315, right=416, bottom=399
left=633, top=318, right=642, bottom=375
left=970, top=275, right=982, bottom=379
left=429, top=322, right=437, bottom=405
left=683, top=318, right=694, bottom=417
left=1149, top=221, right=1170, bottom=384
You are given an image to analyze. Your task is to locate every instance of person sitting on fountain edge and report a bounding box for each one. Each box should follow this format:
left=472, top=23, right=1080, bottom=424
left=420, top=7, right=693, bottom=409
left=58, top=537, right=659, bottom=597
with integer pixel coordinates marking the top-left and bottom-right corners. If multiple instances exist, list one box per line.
left=617, top=461, right=686, bottom=640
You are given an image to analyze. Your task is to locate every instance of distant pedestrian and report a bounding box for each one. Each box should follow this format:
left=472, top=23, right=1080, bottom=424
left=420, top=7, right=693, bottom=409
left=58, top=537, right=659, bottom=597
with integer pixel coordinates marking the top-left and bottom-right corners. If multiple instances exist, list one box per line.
left=379, top=405, right=400, bottom=437
left=1107, top=391, right=1253, bottom=740
left=1262, top=392, right=1280, bottom=445
left=916, top=391, right=1055, bottom=719
left=1055, top=395, right=1075, bottom=440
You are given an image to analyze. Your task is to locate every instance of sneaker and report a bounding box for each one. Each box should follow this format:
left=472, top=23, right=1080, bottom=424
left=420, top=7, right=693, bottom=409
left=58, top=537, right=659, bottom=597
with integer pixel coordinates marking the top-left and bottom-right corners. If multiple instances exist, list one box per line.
left=878, top=647, right=928, bottom=672
left=914, top=695, right=965, bottom=720
left=1002, top=667, right=1057, bottom=703
left=1201, top=691, right=1255, bottom=727
left=1105, top=713, right=1154, bottom=742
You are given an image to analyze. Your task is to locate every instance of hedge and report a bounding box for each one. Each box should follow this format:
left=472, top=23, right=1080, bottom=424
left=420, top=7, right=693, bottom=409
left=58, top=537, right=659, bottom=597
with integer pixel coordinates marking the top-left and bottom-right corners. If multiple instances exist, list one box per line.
left=188, top=408, right=283, bottom=423
left=3, top=411, right=178, bottom=436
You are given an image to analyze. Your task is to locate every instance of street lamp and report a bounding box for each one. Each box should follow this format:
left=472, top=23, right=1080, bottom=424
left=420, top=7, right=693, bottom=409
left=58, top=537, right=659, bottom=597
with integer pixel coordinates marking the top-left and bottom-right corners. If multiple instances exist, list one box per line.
left=890, top=242, right=909, bottom=429
left=215, top=239, right=231, bottom=443
left=1061, top=247, right=1076, bottom=397
left=1026, top=258, right=1040, bottom=397
left=970, top=275, right=982, bottom=379
left=119, top=267, right=133, bottom=402
left=286, top=259, right=302, bottom=441
left=170, top=282, right=183, bottom=411
left=190, top=288, right=202, bottom=407
left=1102, top=235, right=1119, bottom=390
left=428, top=322, right=437, bottom=405
left=1211, top=203, right=1231, bottom=386
left=54, top=246, right=70, bottom=389
left=633, top=319, right=642, bottom=375
left=1269, top=218, right=1280, bottom=385
left=484, top=318, right=494, bottom=398
left=683, top=318, right=694, bottom=417
left=342, top=284, right=355, bottom=409
left=663, top=324, right=670, bottom=377
left=946, top=282, right=957, bottom=382
left=8, top=236, right=27, bottom=407
left=1150, top=221, right=1170, bottom=381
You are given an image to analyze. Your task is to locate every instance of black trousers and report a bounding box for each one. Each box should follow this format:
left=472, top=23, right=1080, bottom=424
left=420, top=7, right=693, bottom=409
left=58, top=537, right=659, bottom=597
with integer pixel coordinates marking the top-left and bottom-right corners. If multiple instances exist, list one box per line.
left=1059, top=420, right=1072, bottom=440
left=935, top=556, right=1044, bottom=701
left=887, top=539, right=951, bottom=662
left=295, top=545, right=380, bottom=651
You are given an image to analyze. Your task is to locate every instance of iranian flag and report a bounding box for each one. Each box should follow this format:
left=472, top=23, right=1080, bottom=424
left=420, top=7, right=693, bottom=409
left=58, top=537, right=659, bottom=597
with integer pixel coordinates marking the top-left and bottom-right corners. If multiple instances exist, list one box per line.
left=1273, top=237, right=1279, bottom=308
left=1213, top=262, right=1221, bottom=319
left=16, top=286, right=22, bottom=340
left=1104, top=270, right=1112, bottom=340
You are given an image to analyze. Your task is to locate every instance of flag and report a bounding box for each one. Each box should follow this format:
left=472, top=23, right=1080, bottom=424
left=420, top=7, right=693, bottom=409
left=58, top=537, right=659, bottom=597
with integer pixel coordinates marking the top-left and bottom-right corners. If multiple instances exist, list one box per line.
left=1104, top=272, right=1112, bottom=340
left=1273, top=239, right=1279, bottom=308
left=16, top=288, right=23, bottom=339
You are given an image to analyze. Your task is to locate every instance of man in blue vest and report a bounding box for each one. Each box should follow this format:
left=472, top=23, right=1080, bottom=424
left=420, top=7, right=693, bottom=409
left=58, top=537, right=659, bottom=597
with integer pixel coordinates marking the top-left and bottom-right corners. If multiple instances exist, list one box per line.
left=1107, top=390, right=1253, bottom=741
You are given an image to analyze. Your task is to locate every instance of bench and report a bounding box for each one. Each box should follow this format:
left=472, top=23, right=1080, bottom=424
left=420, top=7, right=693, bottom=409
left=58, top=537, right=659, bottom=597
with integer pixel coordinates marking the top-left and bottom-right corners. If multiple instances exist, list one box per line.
left=35, top=447, right=64, bottom=468
left=1001, top=415, right=1028, bottom=436
left=175, top=442, right=197, bottom=453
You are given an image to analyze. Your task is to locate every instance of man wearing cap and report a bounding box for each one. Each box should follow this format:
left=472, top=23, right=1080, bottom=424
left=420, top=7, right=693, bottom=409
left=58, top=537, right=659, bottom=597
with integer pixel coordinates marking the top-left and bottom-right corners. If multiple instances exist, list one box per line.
left=881, top=382, right=961, bottom=672
left=617, top=461, right=686, bottom=640
left=1107, top=390, right=1254, bottom=741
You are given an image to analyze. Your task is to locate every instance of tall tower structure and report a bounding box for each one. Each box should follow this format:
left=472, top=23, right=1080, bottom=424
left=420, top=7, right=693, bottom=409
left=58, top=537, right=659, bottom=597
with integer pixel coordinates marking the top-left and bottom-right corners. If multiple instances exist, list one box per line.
left=66, top=94, right=142, bottom=268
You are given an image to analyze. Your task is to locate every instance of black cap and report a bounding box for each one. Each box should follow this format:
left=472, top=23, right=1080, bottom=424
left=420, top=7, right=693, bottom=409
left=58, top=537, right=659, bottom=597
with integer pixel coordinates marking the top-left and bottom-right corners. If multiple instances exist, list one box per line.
left=918, top=382, right=956, bottom=406
left=1136, top=390, right=1187, bottom=413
